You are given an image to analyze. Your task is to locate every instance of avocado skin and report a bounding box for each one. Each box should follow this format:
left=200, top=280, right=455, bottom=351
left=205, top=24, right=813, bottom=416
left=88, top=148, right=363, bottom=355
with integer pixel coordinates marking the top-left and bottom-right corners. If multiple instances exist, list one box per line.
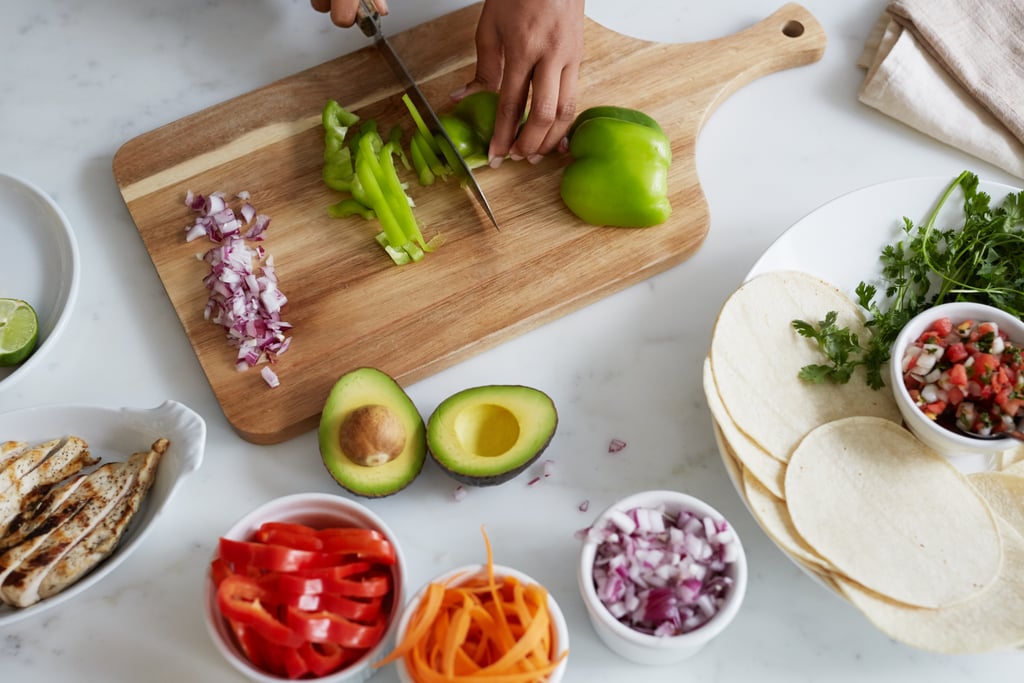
left=319, top=367, right=427, bottom=498
left=426, top=385, right=558, bottom=487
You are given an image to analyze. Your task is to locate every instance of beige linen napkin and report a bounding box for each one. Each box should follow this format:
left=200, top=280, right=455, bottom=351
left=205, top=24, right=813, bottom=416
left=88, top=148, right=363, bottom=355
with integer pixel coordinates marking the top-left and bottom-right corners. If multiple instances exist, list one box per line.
left=858, top=0, right=1024, bottom=178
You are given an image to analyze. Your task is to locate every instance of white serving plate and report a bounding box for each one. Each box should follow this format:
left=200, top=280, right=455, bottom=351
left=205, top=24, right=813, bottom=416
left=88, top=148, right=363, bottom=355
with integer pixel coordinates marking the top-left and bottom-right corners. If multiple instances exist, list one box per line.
left=0, top=400, right=205, bottom=625
left=711, top=174, right=1021, bottom=587
left=0, top=172, right=80, bottom=392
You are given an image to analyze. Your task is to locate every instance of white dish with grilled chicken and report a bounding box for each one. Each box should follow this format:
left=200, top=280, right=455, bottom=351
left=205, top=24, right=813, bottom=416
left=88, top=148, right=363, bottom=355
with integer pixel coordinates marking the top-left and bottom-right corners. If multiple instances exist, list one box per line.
left=0, top=400, right=205, bottom=624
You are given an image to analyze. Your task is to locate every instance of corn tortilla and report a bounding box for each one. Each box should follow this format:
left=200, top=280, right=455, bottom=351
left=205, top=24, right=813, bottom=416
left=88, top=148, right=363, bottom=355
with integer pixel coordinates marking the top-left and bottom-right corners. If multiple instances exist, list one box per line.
left=785, top=416, right=1002, bottom=608
left=703, top=358, right=787, bottom=498
left=709, top=270, right=900, bottom=462
left=969, top=472, right=1024, bottom=539
left=835, top=521, right=1024, bottom=654
left=741, top=468, right=834, bottom=572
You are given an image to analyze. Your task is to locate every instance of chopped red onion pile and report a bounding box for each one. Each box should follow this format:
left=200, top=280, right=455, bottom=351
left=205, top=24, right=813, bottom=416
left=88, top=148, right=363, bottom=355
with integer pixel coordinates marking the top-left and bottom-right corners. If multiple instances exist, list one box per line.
left=588, top=504, right=739, bottom=637
left=184, top=190, right=292, bottom=384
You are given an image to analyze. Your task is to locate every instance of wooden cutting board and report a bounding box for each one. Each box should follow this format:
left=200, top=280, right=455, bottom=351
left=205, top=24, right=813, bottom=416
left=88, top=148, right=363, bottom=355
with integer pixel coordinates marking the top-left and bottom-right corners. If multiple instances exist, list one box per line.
left=113, top=3, right=825, bottom=444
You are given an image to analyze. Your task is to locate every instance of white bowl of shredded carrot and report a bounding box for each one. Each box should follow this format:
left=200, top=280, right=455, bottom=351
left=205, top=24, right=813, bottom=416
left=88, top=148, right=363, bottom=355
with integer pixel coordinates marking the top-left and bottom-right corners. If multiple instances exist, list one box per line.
left=578, top=490, right=747, bottom=665
left=376, top=531, right=570, bottom=683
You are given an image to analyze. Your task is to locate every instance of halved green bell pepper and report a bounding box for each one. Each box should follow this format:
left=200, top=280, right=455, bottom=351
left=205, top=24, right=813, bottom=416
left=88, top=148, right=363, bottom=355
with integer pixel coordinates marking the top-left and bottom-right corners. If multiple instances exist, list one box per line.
left=560, top=106, right=672, bottom=228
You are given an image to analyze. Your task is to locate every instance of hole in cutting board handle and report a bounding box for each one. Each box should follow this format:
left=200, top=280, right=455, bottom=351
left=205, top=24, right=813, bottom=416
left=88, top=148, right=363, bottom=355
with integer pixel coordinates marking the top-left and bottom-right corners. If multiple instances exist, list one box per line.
left=782, top=20, right=805, bottom=38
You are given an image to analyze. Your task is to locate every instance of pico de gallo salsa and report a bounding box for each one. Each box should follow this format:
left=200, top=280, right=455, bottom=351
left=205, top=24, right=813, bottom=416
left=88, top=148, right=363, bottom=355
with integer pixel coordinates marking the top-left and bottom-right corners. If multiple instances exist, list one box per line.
left=900, top=316, right=1024, bottom=437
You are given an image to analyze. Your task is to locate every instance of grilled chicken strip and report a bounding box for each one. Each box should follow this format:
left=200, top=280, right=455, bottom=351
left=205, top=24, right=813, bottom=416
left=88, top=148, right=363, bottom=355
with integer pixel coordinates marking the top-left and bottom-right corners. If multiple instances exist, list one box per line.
left=0, top=439, right=167, bottom=607
left=0, top=441, right=29, bottom=470
left=0, top=438, right=62, bottom=497
left=37, top=439, right=166, bottom=600
left=0, top=437, right=97, bottom=538
left=0, top=475, right=88, bottom=554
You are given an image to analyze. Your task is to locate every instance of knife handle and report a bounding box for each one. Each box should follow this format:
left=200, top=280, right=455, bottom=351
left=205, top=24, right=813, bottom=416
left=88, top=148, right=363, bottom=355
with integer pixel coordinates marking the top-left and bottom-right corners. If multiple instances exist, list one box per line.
left=356, top=0, right=380, bottom=38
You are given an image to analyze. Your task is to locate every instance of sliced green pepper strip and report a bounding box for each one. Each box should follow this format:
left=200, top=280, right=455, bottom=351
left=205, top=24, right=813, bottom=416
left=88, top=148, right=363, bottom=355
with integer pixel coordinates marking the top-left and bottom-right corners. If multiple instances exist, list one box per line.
left=322, top=99, right=360, bottom=137
left=327, top=198, right=375, bottom=220
left=413, top=132, right=448, bottom=180
left=388, top=125, right=411, bottom=171
left=322, top=146, right=355, bottom=192
left=401, top=94, right=441, bottom=154
left=356, top=134, right=405, bottom=249
left=322, top=100, right=360, bottom=192
left=374, top=232, right=411, bottom=265
left=379, top=141, right=428, bottom=250
left=408, top=135, right=435, bottom=186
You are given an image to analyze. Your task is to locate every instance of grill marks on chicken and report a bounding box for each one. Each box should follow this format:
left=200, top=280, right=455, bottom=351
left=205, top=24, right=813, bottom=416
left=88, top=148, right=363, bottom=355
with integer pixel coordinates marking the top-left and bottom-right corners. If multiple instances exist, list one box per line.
left=0, top=437, right=167, bottom=608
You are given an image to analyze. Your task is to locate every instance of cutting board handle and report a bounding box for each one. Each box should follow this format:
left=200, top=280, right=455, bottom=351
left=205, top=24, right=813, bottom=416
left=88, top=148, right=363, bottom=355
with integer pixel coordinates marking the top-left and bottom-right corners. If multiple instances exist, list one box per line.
left=700, top=2, right=827, bottom=113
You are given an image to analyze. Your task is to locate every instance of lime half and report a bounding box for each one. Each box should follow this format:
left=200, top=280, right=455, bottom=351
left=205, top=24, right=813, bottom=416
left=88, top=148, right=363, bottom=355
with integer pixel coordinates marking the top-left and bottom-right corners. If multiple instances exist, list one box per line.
left=0, top=298, right=39, bottom=367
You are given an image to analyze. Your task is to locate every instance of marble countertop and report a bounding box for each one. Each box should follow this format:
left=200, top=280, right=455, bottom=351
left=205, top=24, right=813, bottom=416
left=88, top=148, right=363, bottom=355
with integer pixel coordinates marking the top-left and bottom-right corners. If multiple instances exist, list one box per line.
left=1, top=0, right=1021, bottom=680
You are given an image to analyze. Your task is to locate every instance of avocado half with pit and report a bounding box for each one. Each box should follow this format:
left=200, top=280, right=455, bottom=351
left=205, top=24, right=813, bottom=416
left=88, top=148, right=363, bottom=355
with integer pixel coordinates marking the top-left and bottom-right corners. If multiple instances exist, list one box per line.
left=426, top=385, right=557, bottom=486
left=318, top=367, right=427, bottom=498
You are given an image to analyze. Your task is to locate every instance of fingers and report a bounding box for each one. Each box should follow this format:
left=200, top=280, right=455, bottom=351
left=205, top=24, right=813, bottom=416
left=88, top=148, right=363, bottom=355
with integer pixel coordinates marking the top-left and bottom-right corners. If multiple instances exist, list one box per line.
left=312, top=0, right=388, bottom=28
left=509, top=60, right=578, bottom=161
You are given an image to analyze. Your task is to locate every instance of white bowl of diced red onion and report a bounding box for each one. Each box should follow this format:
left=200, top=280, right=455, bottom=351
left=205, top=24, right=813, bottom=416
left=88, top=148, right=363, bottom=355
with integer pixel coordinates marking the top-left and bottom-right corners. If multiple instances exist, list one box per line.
left=577, top=490, right=747, bottom=665
left=889, top=302, right=1024, bottom=462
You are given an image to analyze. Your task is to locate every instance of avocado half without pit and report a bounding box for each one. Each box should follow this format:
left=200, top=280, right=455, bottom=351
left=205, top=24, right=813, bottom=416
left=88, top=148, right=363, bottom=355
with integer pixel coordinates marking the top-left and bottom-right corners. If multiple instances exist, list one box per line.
left=318, top=367, right=427, bottom=498
left=426, top=385, right=558, bottom=486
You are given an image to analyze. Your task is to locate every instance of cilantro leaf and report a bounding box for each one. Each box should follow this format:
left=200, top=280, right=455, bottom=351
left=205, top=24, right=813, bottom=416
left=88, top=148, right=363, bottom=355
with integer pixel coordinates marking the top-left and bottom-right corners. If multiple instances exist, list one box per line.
left=792, top=312, right=864, bottom=385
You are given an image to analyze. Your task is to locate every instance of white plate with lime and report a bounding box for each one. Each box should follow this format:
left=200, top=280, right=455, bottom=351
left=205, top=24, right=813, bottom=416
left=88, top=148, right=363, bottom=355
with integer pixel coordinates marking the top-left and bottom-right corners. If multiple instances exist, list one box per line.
left=0, top=172, right=80, bottom=392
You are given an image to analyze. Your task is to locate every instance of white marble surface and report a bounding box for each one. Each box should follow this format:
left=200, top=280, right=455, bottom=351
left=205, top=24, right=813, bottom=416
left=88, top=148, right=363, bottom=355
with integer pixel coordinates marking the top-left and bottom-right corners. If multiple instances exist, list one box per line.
left=1, top=0, right=1021, bottom=680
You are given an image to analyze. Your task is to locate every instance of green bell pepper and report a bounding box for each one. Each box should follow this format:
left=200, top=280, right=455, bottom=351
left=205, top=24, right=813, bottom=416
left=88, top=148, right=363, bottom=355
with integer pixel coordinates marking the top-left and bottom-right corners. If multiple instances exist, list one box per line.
left=560, top=106, right=672, bottom=228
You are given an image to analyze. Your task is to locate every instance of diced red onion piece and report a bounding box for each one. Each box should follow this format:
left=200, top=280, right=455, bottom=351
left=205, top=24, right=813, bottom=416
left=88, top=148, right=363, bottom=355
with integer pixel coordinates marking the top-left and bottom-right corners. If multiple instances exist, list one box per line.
left=452, top=485, right=467, bottom=502
left=261, top=366, right=280, bottom=388
left=542, top=459, right=555, bottom=477
left=608, top=438, right=627, bottom=453
left=578, top=499, right=590, bottom=512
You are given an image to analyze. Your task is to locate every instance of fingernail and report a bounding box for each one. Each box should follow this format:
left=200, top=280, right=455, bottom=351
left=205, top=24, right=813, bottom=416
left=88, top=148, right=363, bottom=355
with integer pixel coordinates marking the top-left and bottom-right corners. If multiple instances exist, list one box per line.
left=489, top=156, right=504, bottom=169
left=558, top=137, right=569, bottom=153
left=449, top=85, right=468, bottom=100
left=509, top=153, right=524, bottom=162
left=527, top=154, right=543, bottom=165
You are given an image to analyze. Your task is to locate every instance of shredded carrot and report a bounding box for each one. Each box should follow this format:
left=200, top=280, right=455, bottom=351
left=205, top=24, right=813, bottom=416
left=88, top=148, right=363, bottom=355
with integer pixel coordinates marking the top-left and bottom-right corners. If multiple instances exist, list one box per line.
left=374, top=527, right=568, bottom=682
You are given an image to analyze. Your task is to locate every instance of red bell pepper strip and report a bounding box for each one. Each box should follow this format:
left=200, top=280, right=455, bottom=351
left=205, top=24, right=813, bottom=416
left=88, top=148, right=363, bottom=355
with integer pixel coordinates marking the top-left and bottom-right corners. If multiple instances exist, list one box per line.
left=262, top=561, right=375, bottom=596
left=285, top=606, right=386, bottom=648
left=257, top=528, right=324, bottom=552
left=292, top=571, right=392, bottom=598
left=258, top=521, right=318, bottom=536
left=216, top=575, right=304, bottom=648
left=298, top=641, right=363, bottom=677
left=219, top=537, right=346, bottom=573
left=227, top=619, right=268, bottom=672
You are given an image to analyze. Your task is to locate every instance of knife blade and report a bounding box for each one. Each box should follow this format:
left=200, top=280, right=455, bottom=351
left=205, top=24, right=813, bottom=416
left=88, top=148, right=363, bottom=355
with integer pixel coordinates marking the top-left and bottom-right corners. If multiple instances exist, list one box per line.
left=355, top=1, right=500, bottom=231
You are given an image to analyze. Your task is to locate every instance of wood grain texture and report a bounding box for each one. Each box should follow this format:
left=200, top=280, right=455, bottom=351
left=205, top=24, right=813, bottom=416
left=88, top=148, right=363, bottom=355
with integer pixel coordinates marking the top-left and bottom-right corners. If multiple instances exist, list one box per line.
left=113, top=3, right=826, bottom=444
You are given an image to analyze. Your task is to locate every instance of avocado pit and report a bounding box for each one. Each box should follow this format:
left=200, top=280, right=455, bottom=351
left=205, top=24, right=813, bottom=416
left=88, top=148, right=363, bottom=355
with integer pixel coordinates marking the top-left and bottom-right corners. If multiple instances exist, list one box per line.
left=339, top=404, right=406, bottom=467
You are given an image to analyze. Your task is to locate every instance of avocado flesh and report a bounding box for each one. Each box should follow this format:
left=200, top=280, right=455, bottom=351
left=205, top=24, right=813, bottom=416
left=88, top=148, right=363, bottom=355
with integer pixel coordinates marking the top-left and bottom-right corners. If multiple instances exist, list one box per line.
left=427, top=385, right=557, bottom=486
left=319, top=367, right=427, bottom=498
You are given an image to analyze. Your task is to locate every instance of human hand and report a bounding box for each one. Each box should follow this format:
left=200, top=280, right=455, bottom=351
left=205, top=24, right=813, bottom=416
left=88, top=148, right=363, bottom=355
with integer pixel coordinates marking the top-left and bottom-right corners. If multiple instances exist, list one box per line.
left=310, top=0, right=389, bottom=28
left=453, top=0, right=585, bottom=167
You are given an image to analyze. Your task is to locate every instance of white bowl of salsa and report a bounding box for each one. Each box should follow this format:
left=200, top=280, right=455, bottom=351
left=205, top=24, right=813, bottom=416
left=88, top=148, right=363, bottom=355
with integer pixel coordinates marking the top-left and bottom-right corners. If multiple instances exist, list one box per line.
left=889, top=301, right=1024, bottom=461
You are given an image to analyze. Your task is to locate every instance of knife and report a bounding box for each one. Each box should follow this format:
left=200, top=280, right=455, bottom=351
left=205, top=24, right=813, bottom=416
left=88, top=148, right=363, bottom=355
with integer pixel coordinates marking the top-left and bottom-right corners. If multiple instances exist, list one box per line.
left=355, top=1, right=501, bottom=231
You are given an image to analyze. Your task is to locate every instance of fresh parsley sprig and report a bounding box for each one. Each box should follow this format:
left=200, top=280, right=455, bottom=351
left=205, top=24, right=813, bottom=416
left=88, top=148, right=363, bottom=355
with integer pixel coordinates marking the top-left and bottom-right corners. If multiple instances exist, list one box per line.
left=794, top=170, right=1024, bottom=390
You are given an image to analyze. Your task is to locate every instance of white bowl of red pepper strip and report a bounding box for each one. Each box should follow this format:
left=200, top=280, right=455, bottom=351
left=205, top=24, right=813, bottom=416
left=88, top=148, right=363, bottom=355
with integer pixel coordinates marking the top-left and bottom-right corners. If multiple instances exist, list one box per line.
left=889, top=302, right=1024, bottom=462
left=204, top=492, right=407, bottom=683
left=577, top=490, right=747, bottom=665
